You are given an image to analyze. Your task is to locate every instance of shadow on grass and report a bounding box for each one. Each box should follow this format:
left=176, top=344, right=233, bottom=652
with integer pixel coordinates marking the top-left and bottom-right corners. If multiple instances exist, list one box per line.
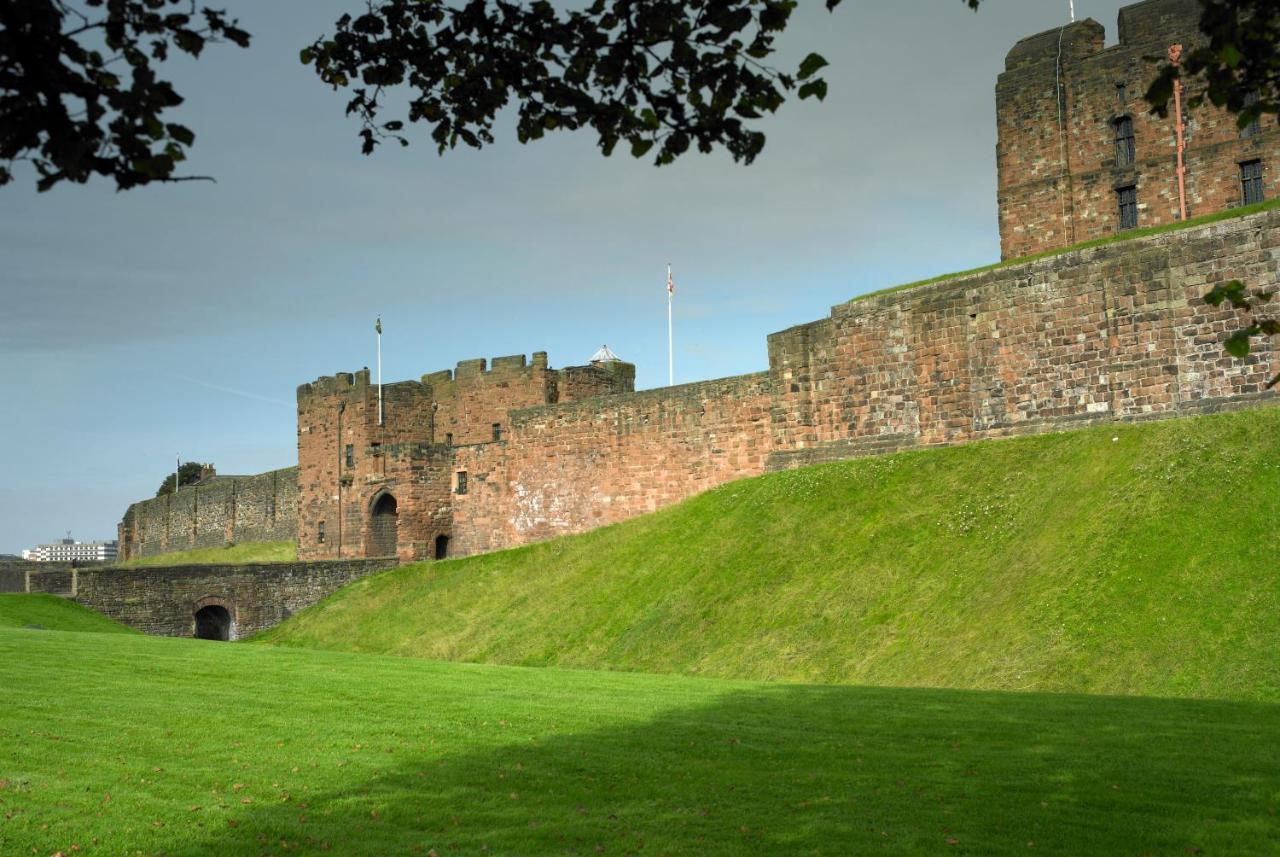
left=162, top=682, right=1278, bottom=856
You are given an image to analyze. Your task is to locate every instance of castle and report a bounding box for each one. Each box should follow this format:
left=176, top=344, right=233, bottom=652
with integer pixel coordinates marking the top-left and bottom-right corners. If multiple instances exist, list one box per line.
left=997, top=0, right=1277, bottom=258
left=118, top=0, right=1279, bottom=564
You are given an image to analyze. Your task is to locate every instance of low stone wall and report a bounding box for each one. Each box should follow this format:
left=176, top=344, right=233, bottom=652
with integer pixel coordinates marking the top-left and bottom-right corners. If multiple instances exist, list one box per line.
left=0, top=561, right=109, bottom=595
left=22, top=558, right=396, bottom=638
left=0, top=567, right=26, bottom=594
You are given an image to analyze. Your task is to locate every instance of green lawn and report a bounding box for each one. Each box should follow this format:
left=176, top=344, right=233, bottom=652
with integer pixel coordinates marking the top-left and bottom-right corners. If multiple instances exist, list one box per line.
left=1, top=626, right=1276, bottom=856
left=0, top=594, right=134, bottom=634
left=113, top=541, right=297, bottom=568
left=262, top=407, right=1280, bottom=702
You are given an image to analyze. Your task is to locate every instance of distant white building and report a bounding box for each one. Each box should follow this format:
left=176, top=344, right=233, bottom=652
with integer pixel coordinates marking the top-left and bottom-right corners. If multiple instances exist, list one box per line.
left=22, top=537, right=118, bottom=563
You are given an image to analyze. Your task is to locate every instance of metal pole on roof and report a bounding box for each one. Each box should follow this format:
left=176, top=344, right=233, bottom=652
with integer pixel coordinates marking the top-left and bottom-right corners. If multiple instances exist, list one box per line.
left=667, top=263, right=674, bottom=386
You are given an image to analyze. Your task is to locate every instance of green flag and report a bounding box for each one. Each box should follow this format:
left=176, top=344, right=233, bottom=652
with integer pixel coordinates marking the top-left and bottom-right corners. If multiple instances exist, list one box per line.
left=376, top=317, right=382, bottom=335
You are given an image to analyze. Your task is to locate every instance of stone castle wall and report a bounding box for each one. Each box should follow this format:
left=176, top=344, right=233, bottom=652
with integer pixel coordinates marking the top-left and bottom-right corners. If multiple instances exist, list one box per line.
left=451, top=372, right=774, bottom=553
left=444, top=208, right=1279, bottom=554
left=22, top=558, right=396, bottom=637
left=996, top=0, right=1280, bottom=259
left=117, top=468, right=298, bottom=561
left=116, top=200, right=1280, bottom=567
left=112, top=0, right=1280, bottom=570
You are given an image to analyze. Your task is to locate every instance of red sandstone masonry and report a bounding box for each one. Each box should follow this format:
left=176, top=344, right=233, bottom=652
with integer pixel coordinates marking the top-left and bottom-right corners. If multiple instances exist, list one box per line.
left=450, top=373, right=773, bottom=555
left=996, top=0, right=1280, bottom=260
left=767, top=209, right=1280, bottom=469
left=296, top=356, right=633, bottom=561
left=122, top=0, right=1279, bottom=569
left=290, top=208, right=1279, bottom=562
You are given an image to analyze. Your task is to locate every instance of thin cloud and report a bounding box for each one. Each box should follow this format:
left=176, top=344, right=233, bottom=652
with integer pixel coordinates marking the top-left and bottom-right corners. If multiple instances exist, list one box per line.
left=166, top=373, right=295, bottom=409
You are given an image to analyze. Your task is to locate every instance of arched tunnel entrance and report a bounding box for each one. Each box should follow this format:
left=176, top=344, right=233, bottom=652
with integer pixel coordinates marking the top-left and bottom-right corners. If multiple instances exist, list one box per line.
left=194, top=605, right=233, bottom=641
left=368, top=492, right=398, bottom=557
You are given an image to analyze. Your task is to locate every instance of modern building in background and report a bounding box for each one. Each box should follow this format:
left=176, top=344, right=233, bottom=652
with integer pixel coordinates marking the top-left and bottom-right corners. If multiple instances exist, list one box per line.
left=22, top=537, right=118, bottom=563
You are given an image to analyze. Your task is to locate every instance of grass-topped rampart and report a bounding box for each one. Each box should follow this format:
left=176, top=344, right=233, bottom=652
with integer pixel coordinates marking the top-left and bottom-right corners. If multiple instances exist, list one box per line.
left=112, top=540, right=297, bottom=568
left=262, top=407, right=1280, bottom=702
left=848, top=196, right=1280, bottom=306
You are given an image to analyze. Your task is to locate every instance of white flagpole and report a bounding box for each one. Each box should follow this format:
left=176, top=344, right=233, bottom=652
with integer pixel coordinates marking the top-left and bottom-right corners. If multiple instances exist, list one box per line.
left=1069, top=0, right=1075, bottom=22
left=376, top=316, right=383, bottom=426
left=667, top=263, right=674, bottom=386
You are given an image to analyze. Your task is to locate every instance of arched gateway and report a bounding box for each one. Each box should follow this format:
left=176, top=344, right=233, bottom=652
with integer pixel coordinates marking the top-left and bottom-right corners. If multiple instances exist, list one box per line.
left=193, top=597, right=234, bottom=641
left=368, top=492, right=398, bottom=557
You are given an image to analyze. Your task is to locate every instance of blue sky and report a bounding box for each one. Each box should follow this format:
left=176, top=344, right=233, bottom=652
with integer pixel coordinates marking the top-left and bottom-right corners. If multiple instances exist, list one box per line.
left=0, top=0, right=1133, bottom=553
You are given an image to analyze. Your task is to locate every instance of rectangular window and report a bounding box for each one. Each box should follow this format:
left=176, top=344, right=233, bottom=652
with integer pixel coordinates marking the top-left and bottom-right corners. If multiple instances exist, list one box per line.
left=1241, top=160, right=1264, bottom=205
left=344, top=444, right=354, bottom=467
left=317, top=520, right=326, bottom=544
left=492, top=423, right=502, bottom=441
left=455, top=471, right=468, bottom=495
left=1241, top=92, right=1261, bottom=139
left=1115, top=82, right=1127, bottom=106
left=1117, top=185, right=1138, bottom=229
left=445, top=433, right=453, bottom=446
left=1113, top=116, right=1135, bottom=167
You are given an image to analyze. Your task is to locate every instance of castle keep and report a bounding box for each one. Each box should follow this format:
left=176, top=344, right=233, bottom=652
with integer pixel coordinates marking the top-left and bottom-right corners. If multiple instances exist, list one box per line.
left=118, top=0, right=1280, bottom=566
left=997, top=0, right=1278, bottom=259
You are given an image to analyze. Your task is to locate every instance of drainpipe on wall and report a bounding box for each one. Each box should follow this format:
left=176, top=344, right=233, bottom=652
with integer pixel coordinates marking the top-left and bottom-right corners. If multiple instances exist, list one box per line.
left=1169, top=44, right=1189, bottom=221
left=337, top=401, right=345, bottom=558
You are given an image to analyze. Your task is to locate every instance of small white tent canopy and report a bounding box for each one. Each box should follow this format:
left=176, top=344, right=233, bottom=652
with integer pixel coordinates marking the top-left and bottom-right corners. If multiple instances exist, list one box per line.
left=589, top=345, right=621, bottom=364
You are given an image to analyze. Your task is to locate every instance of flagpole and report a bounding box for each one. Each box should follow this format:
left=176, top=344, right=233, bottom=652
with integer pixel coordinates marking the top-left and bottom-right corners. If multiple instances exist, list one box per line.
left=175, top=454, right=180, bottom=493
left=376, top=317, right=383, bottom=426
left=667, top=263, right=674, bottom=387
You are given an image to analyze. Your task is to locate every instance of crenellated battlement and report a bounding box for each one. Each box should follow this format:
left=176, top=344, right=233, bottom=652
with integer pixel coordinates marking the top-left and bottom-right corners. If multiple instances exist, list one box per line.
left=420, top=351, right=554, bottom=386
left=297, top=368, right=371, bottom=401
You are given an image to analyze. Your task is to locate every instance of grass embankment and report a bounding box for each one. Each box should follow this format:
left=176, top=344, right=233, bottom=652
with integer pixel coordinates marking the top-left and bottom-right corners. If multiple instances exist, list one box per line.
left=0, top=594, right=134, bottom=634
left=263, top=407, right=1280, bottom=702
left=1, top=626, right=1277, bottom=855
left=113, top=540, right=297, bottom=568
left=852, top=196, right=1280, bottom=304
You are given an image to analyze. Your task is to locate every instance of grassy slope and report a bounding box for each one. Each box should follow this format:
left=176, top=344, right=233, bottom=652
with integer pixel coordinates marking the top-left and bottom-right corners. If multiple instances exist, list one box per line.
left=0, top=594, right=134, bottom=634
left=1, top=626, right=1277, bottom=856
left=263, top=407, right=1280, bottom=702
left=112, top=540, right=297, bottom=568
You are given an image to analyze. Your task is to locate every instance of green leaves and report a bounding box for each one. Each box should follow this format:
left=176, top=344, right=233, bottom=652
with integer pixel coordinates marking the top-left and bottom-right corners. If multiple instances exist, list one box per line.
left=797, top=53, right=828, bottom=81
left=1224, top=330, right=1253, bottom=358
left=1204, top=280, right=1249, bottom=309
left=166, top=124, right=195, bottom=146
left=798, top=80, right=828, bottom=102
left=2, top=0, right=251, bottom=191
left=1143, top=1, right=1278, bottom=128
left=302, top=0, right=841, bottom=167
left=1205, top=279, right=1278, bottom=367
left=174, top=29, right=205, bottom=57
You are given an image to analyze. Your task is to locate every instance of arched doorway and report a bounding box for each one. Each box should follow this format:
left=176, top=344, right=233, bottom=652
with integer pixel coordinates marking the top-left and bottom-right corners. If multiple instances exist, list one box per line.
left=194, top=605, right=232, bottom=641
left=434, top=534, right=450, bottom=560
left=368, top=492, right=398, bottom=557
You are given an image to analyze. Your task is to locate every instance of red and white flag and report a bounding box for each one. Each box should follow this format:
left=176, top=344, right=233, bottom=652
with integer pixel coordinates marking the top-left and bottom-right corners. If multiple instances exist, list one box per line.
left=667, top=265, right=674, bottom=296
